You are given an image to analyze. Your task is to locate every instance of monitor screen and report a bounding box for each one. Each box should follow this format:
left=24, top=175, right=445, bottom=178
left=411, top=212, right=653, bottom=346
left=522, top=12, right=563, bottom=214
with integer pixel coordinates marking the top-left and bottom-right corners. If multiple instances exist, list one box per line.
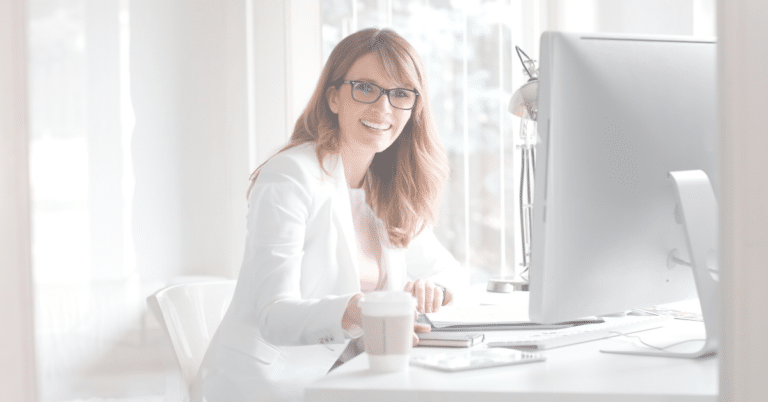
left=529, top=32, right=718, bottom=324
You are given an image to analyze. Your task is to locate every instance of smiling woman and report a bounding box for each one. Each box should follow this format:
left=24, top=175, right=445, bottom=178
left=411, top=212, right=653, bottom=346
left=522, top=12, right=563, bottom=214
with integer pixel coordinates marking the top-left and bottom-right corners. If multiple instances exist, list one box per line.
left=326, top=54, right=416, bottom=187
left=195, top=28, right=467, bottom=402
left=249, top=28, right=446, bottom=249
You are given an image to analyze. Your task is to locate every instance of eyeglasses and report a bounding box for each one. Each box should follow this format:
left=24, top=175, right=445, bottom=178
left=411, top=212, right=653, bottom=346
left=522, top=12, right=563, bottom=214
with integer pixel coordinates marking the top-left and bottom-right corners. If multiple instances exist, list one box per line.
left=339, top=80, right=419, bottom=110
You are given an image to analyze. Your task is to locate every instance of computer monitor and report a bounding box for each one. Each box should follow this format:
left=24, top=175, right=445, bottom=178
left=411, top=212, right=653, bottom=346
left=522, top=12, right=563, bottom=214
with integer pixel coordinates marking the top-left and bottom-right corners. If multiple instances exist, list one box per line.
left=529, top=32, right=718, bottom=324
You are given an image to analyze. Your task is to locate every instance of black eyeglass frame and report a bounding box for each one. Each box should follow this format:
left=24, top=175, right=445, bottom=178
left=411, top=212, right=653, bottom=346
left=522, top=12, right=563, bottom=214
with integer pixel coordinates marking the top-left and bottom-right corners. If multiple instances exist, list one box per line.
left=336, top=79, right=420, bottom=111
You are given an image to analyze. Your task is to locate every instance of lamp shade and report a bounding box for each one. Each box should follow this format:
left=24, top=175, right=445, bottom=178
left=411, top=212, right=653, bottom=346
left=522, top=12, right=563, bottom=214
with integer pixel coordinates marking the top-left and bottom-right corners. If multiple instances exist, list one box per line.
left=509, top=79, right=539, bottom=121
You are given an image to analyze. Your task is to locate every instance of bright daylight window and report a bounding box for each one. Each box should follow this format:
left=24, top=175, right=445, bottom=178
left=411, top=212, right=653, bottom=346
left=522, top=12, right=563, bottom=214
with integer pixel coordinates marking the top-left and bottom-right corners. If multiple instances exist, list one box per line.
left=322, top=0, right=540, bottom=284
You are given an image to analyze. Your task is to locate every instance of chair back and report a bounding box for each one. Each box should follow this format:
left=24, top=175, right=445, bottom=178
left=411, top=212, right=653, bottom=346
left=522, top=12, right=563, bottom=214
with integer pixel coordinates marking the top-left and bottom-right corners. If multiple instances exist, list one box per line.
left=147, top=280, right=237, bottom=389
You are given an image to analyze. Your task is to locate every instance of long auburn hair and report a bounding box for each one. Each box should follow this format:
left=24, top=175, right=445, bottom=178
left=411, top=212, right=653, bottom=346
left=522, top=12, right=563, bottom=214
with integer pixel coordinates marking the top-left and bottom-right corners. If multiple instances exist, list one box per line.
left=249, top=28, right=448, bottom=248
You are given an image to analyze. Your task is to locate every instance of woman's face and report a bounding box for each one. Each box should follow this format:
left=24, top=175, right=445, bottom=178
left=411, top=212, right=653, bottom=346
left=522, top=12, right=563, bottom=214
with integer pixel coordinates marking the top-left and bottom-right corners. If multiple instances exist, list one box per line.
left=327, top=53, right=414, bottom=156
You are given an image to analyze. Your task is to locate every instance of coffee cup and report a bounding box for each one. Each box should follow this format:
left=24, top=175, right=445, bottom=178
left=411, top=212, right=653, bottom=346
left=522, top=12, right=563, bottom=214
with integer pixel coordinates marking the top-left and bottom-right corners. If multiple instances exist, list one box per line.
left=358, top=291, right=416, bottom=372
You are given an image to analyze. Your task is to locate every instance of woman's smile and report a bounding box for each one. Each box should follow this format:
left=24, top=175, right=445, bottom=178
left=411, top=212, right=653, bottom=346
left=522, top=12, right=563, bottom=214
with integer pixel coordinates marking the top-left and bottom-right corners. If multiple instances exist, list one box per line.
left=360, top=119, right=392, bottom=131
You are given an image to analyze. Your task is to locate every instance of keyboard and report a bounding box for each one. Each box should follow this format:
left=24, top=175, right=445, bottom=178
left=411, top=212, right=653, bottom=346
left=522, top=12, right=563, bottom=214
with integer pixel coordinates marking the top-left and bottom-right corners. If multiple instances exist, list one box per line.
left=486, top=314, right=672, bottom=350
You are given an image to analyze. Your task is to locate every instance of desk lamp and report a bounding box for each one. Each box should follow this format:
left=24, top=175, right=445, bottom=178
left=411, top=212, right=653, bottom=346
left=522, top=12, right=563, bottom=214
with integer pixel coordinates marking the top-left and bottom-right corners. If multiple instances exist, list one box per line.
left=487, top=46, right=538, bottom=293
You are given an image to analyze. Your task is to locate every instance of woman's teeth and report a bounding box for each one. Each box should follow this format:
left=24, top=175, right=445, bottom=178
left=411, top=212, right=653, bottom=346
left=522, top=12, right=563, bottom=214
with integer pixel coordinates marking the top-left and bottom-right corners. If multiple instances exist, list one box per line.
left=361, top=120, right=391, bottom=130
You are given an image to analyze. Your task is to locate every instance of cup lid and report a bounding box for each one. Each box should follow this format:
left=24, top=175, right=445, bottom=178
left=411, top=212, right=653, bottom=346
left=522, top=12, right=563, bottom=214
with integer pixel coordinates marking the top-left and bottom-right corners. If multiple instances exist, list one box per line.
left=359, top=291, right=416, bottom=316
left=360, top=291, right=415, bottom=304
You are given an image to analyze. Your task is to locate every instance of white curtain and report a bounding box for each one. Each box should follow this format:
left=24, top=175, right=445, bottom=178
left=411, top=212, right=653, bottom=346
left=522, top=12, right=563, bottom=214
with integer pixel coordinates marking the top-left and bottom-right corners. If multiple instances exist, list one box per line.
left=719, top=0, right=768, bottom=399
left=1, top=0, right=36, bottom=400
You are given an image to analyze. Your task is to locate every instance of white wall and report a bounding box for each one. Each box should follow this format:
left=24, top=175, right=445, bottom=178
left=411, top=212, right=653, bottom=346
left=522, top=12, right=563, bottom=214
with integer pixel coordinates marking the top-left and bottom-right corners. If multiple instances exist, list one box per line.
left=86, top=0, right=126, bottom=279
left=129, top=0, right=249, bottom=280
left=0, top=0, right=37, bottom=400
left=250, top=0, right=321, bottom=168
left=126, top=0, right=320, bottom=281
left=719, top=0, right=768, bottom=400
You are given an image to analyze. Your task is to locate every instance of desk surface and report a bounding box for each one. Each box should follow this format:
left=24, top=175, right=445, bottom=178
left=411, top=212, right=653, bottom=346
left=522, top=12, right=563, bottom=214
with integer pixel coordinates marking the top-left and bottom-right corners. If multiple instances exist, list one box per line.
left=306, top=317, right=717, bottom=402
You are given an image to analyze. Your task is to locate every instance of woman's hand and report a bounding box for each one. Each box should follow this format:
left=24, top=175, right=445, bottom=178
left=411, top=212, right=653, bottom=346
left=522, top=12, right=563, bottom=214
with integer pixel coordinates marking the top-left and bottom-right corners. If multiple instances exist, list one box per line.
left=405, top=279, right=453, bottom=346
left=341, top=294, right=363, bottom=333
left=413, top=309, right=431, bottom=346
left=403, top=278, right=451, bottom=314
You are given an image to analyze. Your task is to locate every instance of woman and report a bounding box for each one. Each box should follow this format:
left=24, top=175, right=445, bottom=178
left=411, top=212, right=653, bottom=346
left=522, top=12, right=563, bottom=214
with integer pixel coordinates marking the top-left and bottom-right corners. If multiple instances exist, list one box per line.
left=195, top=28, right=467, bottom=402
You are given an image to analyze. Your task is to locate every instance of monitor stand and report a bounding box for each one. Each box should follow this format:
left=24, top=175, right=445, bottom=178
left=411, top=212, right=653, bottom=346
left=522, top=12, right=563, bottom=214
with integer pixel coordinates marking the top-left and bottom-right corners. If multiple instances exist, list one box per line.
left=601, top=170, right=719, bottom=359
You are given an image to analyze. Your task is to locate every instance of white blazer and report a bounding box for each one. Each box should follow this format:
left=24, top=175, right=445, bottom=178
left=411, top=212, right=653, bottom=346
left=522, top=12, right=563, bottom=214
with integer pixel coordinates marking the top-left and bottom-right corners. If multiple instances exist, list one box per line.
left=195, top=142, right=467, bottom=402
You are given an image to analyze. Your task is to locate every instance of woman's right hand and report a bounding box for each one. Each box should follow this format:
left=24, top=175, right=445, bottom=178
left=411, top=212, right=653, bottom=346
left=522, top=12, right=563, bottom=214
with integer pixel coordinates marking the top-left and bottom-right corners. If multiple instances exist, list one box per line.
left=413, top=309, right=431, bottom=346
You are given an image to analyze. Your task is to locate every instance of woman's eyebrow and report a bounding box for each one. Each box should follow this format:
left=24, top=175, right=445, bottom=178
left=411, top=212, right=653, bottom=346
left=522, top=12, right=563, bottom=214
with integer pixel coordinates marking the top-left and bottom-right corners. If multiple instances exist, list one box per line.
left=350, top=77, right=409, bottom=89
left=350, top=77, right=384, bottom=86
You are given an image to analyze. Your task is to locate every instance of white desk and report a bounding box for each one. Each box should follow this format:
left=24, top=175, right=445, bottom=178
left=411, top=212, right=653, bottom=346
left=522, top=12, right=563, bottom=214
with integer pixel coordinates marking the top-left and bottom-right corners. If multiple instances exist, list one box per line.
left=306, top=311, right=717, bottom=401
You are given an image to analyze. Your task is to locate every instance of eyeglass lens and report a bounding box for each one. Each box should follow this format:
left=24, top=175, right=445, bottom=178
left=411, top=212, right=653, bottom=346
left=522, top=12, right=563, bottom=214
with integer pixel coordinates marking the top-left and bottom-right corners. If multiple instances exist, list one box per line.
left=351, top=81, right=417, bottom=110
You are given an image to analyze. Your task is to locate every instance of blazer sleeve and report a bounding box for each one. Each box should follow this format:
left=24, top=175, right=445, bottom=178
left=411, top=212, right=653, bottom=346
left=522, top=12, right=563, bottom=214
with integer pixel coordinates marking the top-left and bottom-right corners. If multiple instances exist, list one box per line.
left=403, top=227, right=469, bottom=303
left=236, top=153, right=354, bottom=347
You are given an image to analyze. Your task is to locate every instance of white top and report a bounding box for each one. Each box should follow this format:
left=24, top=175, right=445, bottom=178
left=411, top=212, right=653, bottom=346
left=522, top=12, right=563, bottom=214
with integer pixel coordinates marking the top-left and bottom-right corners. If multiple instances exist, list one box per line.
left=348, top=187, right=384, bottom=292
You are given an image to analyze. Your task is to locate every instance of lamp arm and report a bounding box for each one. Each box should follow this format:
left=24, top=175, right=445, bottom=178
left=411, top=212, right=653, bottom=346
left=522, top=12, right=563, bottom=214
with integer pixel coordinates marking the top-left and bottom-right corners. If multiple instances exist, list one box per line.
left=515, top=46, right=536, bottom=80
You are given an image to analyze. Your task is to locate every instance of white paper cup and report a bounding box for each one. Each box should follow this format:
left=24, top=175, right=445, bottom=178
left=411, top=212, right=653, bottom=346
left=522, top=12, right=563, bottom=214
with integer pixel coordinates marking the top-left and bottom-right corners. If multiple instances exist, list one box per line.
left=359, top=291, right=416, bottom=372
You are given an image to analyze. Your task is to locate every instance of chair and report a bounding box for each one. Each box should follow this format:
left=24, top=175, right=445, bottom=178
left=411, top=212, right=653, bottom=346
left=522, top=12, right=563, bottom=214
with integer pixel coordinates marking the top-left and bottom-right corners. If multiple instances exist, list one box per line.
left=147, top=280, right=237, bottom=393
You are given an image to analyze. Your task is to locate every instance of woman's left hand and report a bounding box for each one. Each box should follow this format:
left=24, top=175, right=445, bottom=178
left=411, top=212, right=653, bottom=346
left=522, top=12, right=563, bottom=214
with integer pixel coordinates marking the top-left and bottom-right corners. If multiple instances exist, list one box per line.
left=404, top=279, right=451, bottom=314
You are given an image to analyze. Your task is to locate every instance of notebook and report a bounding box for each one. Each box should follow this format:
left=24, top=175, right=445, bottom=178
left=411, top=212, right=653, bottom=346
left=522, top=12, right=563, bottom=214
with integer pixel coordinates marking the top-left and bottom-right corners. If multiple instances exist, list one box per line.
left=417, top=331, right=485, bottom=347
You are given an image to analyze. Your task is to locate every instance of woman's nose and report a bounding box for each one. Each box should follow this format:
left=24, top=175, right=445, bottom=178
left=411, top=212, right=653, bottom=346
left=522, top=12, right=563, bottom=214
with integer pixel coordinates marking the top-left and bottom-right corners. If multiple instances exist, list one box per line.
left=371, top=93, right=393, bottom=112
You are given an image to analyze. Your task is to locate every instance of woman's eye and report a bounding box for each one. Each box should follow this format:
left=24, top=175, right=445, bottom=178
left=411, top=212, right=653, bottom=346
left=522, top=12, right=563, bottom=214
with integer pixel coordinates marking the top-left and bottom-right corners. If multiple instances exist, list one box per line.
left=392, top=89, right=409, bottom=99
left=356, top=82, right=375, bottom=93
